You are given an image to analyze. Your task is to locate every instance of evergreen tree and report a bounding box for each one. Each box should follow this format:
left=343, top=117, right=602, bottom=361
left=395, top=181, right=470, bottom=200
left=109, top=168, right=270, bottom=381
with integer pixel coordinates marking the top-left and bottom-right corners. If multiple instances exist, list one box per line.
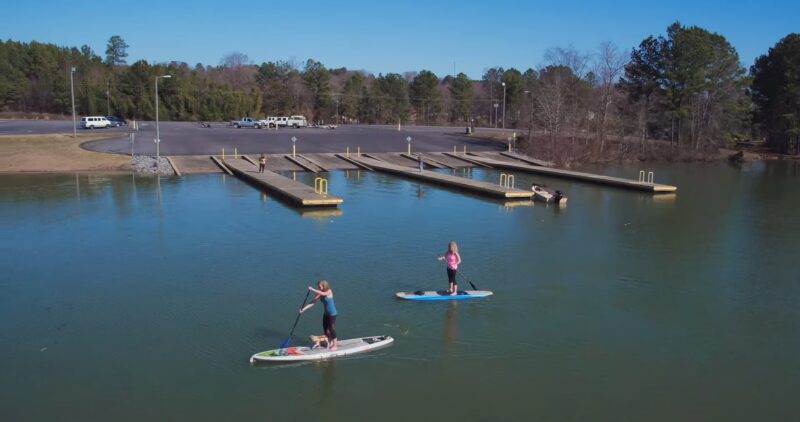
left=105, top=35, right=129, bottom=66
left=409, top=70, right=442, bottom=124
left=449, top=73, right=473, bottom=122
left=750, top=33, right=800, bottom=154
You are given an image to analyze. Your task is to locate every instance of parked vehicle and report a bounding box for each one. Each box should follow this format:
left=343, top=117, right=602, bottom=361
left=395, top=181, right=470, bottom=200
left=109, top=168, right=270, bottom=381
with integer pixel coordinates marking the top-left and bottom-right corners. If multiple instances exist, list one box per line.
left=80, top=116, right=112, bottom=129
left=229, top=117, right=262, bottom=129
left=287, top=115, right=307, bottom=128
left=106, top=116, right=127, bottom=127
left=259, top=117, right=280, bottom=128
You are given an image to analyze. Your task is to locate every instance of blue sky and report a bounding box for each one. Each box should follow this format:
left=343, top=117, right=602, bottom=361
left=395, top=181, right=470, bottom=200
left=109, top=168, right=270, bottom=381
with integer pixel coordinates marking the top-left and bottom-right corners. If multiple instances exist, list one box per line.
left=1, top=0, right=797, bottom=78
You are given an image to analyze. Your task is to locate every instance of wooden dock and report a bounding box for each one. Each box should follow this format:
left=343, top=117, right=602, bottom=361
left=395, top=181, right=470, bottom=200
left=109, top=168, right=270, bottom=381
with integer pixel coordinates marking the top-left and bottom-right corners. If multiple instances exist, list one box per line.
left=465, top=155, right=677, bottom=192
left=223, top=158, right=343, bottom=207
left=351, top=156, right=532, bottom=199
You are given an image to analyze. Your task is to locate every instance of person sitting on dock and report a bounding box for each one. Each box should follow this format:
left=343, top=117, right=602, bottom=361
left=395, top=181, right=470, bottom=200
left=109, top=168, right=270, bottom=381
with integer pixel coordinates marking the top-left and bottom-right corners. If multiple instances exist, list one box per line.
left=437, top=241, right=462, bottom=296
left=299, top=280, right=338, bottom=350
left=258, top=154, right=267, bottom=173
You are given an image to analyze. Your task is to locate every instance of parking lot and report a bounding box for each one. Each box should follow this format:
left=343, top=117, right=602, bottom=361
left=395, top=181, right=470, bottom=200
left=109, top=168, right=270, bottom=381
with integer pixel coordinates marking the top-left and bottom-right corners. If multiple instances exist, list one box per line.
left=0, top=120, right=517, bottom=159
left=64, top=122, right=509, bottom=156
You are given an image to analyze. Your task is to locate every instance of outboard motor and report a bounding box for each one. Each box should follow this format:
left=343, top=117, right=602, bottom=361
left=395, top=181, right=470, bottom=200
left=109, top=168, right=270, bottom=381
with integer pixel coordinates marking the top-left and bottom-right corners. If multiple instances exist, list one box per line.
left=554, top=190, right=564, bottom=203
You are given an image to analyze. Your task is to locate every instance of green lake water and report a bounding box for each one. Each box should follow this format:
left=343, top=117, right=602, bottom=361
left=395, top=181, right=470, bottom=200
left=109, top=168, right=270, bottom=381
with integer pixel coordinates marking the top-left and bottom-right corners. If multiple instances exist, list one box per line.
left=1, top=161, right=799, bottom=421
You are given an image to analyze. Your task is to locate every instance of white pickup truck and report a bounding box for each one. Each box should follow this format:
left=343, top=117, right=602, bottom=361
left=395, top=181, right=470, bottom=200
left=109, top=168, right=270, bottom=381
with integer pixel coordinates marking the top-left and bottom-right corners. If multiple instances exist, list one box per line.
left=286, top=115, right=307, bottom=128
left=230, top=117, right=262, bottom=129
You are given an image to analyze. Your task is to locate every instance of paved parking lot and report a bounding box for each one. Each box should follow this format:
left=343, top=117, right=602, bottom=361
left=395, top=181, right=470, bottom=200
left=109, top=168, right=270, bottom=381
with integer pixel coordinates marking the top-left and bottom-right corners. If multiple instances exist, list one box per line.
left=1, top=120, right=517, bottom=156
left=77, top=122, right=510, bottom=156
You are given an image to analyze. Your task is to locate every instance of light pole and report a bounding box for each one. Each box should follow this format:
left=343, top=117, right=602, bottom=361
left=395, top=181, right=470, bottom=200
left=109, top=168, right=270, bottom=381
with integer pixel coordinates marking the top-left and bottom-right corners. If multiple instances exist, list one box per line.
left=106, top=81, right=110, bottom=116
left=502, top=82, right=506, bottom=129
left=70, top=67, right=76, bottom=138
left=525, top=90, right=534, bottom=150
left=155, top=74, right=171, bottom=160
left=291, top=136, right=297, bottom=157
left=489, top=81, right=493, bottom=127
left=493, top=103, right=499, bottom=129
left=406, top=136, right=412, bottom=155
left=335, top=99, right=340, bottom=124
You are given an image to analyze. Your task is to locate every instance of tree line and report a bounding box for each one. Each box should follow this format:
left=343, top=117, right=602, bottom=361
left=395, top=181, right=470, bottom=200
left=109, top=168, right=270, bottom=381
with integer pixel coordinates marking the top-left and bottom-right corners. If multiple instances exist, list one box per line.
left=0, top=24, right=797, bottom=158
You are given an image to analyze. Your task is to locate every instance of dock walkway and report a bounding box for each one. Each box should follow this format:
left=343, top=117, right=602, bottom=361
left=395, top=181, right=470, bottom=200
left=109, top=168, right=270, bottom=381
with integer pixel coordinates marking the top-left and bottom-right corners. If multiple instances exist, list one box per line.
left=466, top=155, right=677, bottom=192
left=224, top=158, right=343, bottom=207
left=352, top=156, right=532, bottom=199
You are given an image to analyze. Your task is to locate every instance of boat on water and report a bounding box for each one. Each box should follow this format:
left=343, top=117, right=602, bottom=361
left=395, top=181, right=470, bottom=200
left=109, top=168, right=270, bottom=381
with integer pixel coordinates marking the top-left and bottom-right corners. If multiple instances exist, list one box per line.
left=531, top=184, right=567, bottom=205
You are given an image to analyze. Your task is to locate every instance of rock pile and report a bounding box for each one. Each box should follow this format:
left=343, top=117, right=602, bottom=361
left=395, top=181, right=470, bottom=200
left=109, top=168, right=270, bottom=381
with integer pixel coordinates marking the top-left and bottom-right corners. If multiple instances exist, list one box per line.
left=131, top=155, right=174, bottom=175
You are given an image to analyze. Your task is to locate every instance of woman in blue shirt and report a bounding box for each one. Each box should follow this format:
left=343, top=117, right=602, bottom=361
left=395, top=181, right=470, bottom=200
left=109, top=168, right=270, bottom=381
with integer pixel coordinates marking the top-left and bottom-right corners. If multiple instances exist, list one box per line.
left=299, top=280, right=338, bottom=350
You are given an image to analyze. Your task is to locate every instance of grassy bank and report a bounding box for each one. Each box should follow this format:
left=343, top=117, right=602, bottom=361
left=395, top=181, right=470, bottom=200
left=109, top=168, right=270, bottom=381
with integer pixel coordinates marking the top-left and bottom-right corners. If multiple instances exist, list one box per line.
left=0, top=133, right=130, bottom=173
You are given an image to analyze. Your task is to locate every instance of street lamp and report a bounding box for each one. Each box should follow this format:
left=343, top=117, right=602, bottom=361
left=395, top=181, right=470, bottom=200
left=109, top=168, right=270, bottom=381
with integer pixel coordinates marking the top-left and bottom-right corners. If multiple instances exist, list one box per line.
left=406, top=136, right=412, bottom=155
left=525, top=90, right=534, bottom=150
left=106, top=81, right=110, bottom=117
left=502, top=82, right=507, bottom=129
left=155, top=74, right=172, bottom=160
left=291, top=136, right=297, bottom=157
left=70, top=67, right=76, bottom=138
left=493, top=103, right=499, bottom=129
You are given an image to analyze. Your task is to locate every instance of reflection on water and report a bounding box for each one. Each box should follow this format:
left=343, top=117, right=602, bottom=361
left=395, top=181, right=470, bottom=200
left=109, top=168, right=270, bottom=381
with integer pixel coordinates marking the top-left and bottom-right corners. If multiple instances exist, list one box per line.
left=1, top=161, right=799, bottom=421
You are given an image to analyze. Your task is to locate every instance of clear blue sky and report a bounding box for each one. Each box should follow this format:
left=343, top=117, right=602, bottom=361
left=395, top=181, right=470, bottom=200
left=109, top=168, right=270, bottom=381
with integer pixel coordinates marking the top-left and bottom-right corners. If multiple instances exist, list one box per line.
left=2, top=0, right=797, bottom=78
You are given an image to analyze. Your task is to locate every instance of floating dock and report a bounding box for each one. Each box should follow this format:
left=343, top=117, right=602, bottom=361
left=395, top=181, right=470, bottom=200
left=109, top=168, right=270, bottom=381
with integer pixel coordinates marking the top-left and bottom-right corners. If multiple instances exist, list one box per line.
left=351, top=156, right=532, bottom=199
left=465, top=155, right=677, bottom=193
left=223, top=158, right=343, bottom=207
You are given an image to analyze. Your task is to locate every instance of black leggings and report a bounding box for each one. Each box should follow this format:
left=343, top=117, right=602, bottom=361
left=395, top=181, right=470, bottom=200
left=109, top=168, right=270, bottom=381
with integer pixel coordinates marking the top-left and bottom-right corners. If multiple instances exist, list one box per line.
left=447, top=268, right=458, bottom=286
left=323, top=314, right=337, bottom=340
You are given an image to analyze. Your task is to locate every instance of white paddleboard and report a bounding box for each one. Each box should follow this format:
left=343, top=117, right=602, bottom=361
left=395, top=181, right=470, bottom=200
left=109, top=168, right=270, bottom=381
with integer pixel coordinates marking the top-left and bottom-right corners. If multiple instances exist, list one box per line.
left=250, top=335, right=394, bottom=363
left=395, top=290, right=494, bottom=301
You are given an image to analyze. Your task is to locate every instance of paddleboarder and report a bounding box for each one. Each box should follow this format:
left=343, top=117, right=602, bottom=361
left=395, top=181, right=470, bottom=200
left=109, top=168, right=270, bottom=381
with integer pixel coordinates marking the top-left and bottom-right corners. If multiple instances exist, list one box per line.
left=437, top=241, right=462, bottom=296
left=299, top=280, right=338, bottom=350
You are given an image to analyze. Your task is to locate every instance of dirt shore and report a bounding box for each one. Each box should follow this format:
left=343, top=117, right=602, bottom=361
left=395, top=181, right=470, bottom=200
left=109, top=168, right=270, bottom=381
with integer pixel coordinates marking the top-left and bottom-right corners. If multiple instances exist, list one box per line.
left=0, top=133, right=131, bottom=173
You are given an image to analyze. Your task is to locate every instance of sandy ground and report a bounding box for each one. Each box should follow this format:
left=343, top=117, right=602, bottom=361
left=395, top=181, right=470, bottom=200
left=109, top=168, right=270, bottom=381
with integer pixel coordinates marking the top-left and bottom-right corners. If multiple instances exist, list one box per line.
left=0, top=133, right=131, bottom=173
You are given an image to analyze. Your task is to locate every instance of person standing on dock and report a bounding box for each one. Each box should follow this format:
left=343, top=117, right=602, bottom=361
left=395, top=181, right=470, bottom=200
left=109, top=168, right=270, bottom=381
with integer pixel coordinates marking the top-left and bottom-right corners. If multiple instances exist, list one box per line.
left=299, top=280, right=338, bottom=350
left=438, top=241, right=462, bottom=296
left=258, top=154, right=267, bottom=173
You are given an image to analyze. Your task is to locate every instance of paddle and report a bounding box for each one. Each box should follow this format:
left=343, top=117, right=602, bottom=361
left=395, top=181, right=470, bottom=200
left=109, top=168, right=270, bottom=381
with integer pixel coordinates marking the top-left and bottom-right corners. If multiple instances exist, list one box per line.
left=280, top=290, right=311, bottom=349
left=455, top=270, right=479, bottom=291
left=435, top=255, right=479, bottom=290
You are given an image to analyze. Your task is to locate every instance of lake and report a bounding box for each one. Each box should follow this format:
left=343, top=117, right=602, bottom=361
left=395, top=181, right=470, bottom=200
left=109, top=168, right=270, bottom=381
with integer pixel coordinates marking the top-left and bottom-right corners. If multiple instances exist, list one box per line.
left=1, top=160, right=798, bottom=421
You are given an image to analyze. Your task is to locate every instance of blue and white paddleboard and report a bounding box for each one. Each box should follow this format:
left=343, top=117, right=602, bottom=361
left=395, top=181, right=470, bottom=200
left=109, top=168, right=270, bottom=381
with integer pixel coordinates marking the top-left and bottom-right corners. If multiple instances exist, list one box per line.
left=395, top=290, right=493, bottom=301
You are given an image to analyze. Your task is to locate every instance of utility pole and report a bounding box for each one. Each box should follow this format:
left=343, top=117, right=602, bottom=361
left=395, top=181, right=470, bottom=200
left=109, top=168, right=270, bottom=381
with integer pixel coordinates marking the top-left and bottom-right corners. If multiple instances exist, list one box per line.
left=70, top=67, right=77, bottom=138
left=489, top=81, right=493, bottom=128
left=502, top=82, right=507, bottom=129
left=155, top=75, right=172, bottom=161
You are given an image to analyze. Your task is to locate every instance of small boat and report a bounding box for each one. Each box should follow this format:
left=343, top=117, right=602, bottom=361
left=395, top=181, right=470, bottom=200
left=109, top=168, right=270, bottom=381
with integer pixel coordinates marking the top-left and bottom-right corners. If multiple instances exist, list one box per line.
left=531, top=184, right=567, bottom=205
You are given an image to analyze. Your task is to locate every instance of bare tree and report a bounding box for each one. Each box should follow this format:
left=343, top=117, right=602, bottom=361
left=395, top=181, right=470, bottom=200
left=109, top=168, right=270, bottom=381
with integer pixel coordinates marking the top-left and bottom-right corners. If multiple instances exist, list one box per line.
left=593, top=41, right=628, bottom=151
left=542, top=47, right=591, bottom=151
left=219, top=52, right=252, bottom=91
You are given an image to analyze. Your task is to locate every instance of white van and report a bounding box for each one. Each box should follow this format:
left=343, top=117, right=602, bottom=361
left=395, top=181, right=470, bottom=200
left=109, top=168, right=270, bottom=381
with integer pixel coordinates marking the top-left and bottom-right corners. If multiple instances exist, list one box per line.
left=287, top=115, right=307, bottom=128
left=80, top=116, right=112, bottom=129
